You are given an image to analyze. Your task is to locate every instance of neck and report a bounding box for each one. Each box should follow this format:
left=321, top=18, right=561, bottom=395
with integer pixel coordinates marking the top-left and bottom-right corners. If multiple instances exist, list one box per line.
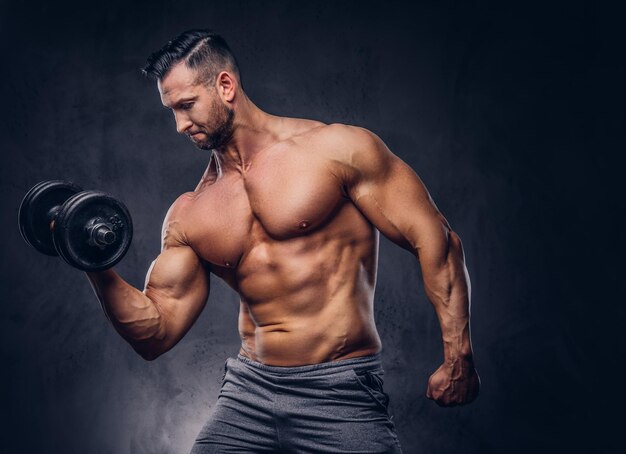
left=215, top=93, right=282, bottom=171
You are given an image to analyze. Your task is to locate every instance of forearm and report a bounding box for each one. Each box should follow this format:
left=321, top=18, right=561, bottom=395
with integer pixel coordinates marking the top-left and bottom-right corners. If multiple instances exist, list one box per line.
left=421, top=229, right=474, bottom=364
left=85, top=269, right=165, bottom=358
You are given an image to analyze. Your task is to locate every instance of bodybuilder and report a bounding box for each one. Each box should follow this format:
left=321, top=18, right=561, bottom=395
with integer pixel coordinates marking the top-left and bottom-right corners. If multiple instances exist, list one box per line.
left=86, top=29, right=480, bottom=453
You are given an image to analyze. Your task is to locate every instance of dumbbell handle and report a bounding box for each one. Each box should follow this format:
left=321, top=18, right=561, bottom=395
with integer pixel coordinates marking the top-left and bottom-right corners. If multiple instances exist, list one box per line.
left=46, top=205, right=116, bottom=247
left=47, top=205, right=62, bottom=230
left=89, top=222, right=117, bottom=246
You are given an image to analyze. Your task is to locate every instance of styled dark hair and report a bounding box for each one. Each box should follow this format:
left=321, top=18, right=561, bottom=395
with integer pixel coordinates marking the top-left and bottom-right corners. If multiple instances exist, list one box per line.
left=142, top=29, right=241, bottom=87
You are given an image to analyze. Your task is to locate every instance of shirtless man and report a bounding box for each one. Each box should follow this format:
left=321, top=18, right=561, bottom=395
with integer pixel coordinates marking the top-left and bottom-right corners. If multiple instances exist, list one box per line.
left=86, top=29, right=479, bottom=453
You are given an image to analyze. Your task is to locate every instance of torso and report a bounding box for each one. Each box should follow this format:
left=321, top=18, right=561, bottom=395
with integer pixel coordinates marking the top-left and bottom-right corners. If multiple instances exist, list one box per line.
left=181, top=119, right=382, bottom=365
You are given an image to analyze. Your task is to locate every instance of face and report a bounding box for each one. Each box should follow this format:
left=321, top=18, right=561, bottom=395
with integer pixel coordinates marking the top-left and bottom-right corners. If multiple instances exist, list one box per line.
left=158, top=62, right=235, bottom=150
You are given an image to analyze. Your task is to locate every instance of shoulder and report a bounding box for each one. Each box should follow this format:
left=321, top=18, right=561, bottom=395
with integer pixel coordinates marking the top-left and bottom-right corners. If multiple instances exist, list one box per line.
left=303, top=122, right=372, bottom=144
left=277, top=118, right=380, bottom=146
left=278, top=117, right=326, bottom=143
left=312, top=123, right=389, bottom=161
left=168, top=191, right=197, bottom=215
left=160, top=192, right=196, bottom=247
left=310, top=123, right=395, bottom=179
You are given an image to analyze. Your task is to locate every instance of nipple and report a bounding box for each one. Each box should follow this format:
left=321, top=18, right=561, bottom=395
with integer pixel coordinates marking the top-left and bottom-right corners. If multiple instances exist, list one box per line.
left=298, top=220, right=311, bottom=229
left=224, top=261, right=232, bottom=268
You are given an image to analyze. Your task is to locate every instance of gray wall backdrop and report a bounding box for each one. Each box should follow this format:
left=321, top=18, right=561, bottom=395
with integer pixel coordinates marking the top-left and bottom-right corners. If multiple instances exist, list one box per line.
left=1, top=0, right=623, bottom=453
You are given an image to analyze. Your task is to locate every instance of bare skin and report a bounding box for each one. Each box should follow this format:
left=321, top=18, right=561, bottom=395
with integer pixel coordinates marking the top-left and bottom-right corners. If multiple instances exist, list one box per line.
left=86, top=61, right=479, bottom=406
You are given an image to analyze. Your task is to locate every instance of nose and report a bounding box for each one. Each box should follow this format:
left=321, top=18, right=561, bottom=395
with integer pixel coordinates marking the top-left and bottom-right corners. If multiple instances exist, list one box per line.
left=174, top=112, right=192, bottom=134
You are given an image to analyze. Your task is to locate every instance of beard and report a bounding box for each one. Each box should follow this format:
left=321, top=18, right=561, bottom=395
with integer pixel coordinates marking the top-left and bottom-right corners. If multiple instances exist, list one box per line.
left=191, top=98, right=235, bottom=151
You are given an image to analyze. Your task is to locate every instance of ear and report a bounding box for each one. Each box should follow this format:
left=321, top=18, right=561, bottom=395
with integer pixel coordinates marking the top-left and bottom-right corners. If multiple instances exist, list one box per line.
left=216, top=71, right=237, bottom=102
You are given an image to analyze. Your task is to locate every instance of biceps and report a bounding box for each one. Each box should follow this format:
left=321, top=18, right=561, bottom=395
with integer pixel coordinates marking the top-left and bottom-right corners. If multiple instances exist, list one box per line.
left=351, top=157, right=451, bottom=259
left=143, top=245, right=210, bottom=334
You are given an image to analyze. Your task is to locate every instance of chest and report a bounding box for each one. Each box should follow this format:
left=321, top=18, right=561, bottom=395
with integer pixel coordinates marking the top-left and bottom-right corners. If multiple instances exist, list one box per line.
left=185, top=148, right=346, bottom=268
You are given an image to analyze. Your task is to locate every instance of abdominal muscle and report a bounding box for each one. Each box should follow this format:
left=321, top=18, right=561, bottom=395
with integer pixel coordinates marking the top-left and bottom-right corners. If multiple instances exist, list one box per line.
left=235, top=224, right=383, bottom=366
left=238, top=312, right=382, bottom=366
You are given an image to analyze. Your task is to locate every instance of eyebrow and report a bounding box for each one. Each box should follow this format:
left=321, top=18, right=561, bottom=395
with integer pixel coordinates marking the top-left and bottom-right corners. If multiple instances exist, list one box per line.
left=162, top=96, right=198, bottom=109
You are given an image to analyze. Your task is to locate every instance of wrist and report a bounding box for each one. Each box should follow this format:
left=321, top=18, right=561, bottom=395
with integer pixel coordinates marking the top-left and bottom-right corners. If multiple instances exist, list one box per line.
left=443, top=339, right=474, bottom=364
left=86, top=267, right=116, bottom=281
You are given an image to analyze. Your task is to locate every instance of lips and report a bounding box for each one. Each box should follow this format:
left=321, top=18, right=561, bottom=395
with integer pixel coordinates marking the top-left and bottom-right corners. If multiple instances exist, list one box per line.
left=189, top=132, right=205, bottom=140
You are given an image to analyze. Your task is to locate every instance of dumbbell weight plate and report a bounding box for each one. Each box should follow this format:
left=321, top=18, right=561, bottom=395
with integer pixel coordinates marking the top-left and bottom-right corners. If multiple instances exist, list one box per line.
left=53, top=191, right=133, bottom=271
left=18, top=180, right=84, bottom=256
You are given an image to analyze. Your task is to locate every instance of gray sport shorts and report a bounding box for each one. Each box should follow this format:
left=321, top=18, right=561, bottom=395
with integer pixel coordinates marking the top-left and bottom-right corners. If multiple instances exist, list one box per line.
left=190, top=353, right=403, bottom=453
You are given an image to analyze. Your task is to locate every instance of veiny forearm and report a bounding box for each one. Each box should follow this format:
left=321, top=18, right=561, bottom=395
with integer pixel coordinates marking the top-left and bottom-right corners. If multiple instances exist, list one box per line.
left=85, top=269, right=165, bottom=358
left=420, top=229, right=474, bottom=364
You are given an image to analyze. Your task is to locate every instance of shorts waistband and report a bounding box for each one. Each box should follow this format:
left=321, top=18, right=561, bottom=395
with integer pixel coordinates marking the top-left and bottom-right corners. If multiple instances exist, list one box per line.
left=235, top=353, right=382, bottom=376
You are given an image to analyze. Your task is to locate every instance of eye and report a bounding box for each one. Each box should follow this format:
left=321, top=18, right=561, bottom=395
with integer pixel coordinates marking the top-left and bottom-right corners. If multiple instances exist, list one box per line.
left=180, top=103, right=194, bottom=111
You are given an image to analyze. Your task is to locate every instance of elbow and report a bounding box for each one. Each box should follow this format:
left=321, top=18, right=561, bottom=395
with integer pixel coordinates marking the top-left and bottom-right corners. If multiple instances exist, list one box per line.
left=120, top=314, right=167, bottom=361
left=448, top=229, right=464, bottom=251
left=130, top=328, right=169, bottom=361
left=437, top=226, right=465, bottom=264
left=134, top=344, right=166, bottom=361
left=140, top=351, right=162, bottom=362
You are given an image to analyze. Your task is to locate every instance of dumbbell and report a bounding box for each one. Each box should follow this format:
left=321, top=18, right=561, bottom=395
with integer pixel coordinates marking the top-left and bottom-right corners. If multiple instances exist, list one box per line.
left=18, top=180, right=133, bottom=272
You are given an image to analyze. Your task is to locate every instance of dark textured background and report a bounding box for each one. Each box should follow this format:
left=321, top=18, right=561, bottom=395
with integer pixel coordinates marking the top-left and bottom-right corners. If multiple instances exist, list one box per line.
left=1, top=1, right=623, bottom=453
